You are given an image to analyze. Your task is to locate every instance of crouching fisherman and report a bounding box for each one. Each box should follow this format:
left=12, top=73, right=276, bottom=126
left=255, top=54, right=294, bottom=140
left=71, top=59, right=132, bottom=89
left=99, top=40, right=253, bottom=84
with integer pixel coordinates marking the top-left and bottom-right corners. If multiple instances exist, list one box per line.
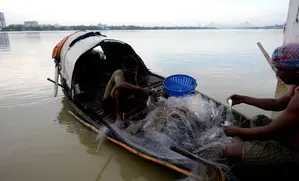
left=224, top=43, right=299, bottom=177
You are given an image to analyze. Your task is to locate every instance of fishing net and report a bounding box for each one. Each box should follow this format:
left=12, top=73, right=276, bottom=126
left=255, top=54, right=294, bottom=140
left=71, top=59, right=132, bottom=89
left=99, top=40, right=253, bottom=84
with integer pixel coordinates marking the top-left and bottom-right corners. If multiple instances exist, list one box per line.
left=103, top=95, right=236, bottom=181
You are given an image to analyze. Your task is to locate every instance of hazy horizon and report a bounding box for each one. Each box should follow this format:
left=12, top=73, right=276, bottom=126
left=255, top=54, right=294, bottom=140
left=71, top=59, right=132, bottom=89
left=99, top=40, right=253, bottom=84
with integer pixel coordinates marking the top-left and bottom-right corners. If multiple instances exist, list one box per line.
left=2, top=0, right=289, bottom=26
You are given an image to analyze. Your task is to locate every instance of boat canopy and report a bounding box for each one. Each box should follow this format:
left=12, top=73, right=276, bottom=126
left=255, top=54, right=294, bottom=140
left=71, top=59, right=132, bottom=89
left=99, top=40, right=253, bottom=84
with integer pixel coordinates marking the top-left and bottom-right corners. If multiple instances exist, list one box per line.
left=52, top=31, right=149, bottom=89
left=52, top=31, right=108, bottom=88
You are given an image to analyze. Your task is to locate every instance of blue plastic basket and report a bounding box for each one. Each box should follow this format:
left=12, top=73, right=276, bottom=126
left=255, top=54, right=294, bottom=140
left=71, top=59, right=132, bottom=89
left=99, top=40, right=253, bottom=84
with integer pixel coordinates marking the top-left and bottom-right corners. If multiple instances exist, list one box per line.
left=163, top=74, right=197, bottom=97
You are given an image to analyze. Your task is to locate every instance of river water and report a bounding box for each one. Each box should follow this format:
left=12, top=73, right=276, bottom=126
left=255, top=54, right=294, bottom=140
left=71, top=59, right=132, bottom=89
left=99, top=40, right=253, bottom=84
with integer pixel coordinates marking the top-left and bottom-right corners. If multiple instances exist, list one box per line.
left=0, top=30, right=282, bottom=181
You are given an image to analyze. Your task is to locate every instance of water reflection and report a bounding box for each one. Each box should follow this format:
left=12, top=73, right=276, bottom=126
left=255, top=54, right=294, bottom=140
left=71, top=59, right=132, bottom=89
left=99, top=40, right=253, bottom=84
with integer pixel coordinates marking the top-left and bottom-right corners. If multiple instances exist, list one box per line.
left=56, top=97, right=98, bottom=155
left=57, top=97, right=178, bottom=181
left=0, top=33, right=10, bottom=51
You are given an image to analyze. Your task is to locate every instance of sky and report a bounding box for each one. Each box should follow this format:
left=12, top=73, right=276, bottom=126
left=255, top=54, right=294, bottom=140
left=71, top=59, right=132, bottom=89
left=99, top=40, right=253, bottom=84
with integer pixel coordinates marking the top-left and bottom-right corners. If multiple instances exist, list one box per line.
left=1, top=0, right=289, bottom=26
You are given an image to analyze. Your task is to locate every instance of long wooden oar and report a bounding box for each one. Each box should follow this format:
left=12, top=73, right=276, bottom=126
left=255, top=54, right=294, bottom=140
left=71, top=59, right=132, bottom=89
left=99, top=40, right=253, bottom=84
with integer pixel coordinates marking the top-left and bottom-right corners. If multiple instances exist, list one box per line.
left=170, top=146, right=227, bottom=169
left=170, top=146, right=227, bottom=181
left=257, top=42, right=277, bottom=73
left=95, top=156, right=113, bottom=181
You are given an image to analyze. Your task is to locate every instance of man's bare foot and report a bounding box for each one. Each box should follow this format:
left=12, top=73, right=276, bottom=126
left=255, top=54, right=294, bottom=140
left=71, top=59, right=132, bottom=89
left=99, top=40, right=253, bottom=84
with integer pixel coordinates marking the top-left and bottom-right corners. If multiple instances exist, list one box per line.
left=114, top=119, right=122, bottom=128
left=114, top=115, right=122, bottom=128
left=116, top=115, right=122, bottom=121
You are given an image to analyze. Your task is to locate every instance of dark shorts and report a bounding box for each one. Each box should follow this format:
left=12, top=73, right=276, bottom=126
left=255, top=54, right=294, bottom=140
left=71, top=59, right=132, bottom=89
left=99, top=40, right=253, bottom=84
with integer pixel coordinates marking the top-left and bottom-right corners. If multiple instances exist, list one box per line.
left=103, top=94, right=139, bottom=114
left=103, top=96, right=116, bottom=114
left=242, top=115, right=299, bottom=165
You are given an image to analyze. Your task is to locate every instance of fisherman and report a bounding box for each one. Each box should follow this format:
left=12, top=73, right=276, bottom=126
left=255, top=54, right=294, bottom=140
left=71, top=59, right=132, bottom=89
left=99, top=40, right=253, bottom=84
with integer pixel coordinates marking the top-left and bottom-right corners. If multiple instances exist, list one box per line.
left=103, top=55, right=156, bottom=121
left=223, top=42, right=299, bottom=166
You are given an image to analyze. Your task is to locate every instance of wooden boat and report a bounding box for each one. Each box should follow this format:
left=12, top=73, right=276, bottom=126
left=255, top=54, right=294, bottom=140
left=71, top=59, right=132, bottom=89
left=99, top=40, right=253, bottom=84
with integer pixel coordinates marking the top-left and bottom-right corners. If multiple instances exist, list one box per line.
left=50, top=31, right=249, bottom=179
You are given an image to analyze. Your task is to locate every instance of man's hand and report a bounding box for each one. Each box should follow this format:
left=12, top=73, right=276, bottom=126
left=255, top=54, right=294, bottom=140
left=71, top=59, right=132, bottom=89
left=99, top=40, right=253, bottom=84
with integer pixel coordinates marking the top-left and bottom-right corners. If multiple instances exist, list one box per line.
left=149, top=88, right=159, bottom=97
left=142, top=88, right=158, bottom=97
left=223, top=125, right=241, bottom=137
left=228, top=94, right=245, bottom=106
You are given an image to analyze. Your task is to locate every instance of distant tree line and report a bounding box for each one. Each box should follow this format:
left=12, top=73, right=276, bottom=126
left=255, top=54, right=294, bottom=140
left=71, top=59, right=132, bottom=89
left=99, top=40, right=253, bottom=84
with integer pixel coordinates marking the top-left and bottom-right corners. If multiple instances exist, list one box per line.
left=1, top=24, right=284, bottom=31
left=1, top=25, right=102, bottom=31
left=232, top=24, right=284, bottom=29
left=1, top=24, right=217, bottom=31
left=250, top=24, right=284, bottom=29
left=108, top=25, right=216, bottom=30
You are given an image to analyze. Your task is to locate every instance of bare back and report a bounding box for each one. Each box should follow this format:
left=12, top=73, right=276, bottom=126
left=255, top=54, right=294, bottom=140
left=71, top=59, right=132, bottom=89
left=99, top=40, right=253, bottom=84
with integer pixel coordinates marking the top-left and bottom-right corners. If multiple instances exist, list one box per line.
left=275, top=92, right=299, bottom=149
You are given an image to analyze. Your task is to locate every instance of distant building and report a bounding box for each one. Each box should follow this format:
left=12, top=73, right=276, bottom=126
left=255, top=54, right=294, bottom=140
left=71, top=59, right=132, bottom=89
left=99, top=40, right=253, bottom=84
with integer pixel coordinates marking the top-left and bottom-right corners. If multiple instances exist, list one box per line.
left=97, top=23, right=109, bottom=30
left=24, top=21, right=38, bottom=27
left=237, top=21, right=254, bottom=29
left=0, top=12, right=6, bottom=28
left=54, top=23, right=61, bottom=28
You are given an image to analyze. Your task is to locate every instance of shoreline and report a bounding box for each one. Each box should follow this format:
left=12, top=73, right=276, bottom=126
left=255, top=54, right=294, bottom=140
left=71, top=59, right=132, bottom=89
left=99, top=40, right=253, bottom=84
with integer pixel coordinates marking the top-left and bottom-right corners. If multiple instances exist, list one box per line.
left=0, top=28, right=284, bottom=32
left=1, top=24, right=284, bottom=32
